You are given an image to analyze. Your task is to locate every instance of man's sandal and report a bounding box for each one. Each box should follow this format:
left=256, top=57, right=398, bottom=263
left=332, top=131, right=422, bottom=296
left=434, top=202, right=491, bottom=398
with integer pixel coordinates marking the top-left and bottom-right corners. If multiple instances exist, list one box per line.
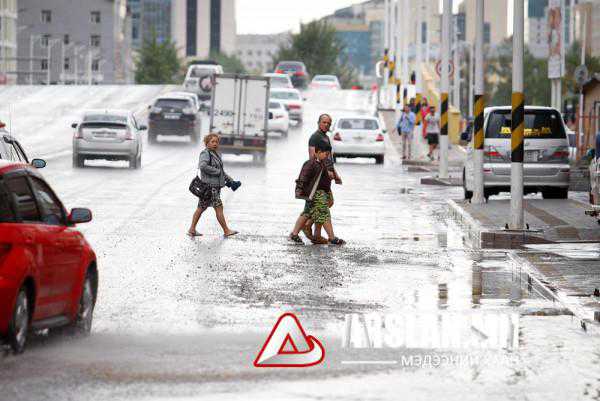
left=330, top=237, right=346, bottom=245
left=311, top=236, right=329, bottom=245
left=289, top=233, right=303, bottom=244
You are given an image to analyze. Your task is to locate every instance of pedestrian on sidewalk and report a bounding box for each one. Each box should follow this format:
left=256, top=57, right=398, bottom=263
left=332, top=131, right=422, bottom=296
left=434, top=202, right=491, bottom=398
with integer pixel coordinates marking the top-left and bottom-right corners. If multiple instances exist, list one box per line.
left=291, top=142, right=345, bottom=245
left=421, top=98, right=430, bottom=139
left=425, top=106, right=440, bottom=161
left=396, top=104, right=416, bottom=160
left=188, top=133, right=240, bottom=238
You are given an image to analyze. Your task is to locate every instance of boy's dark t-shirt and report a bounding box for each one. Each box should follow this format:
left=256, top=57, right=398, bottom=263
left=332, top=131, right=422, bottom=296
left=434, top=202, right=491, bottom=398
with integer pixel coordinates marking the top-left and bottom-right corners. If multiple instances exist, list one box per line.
left=308, top=130, right=334, bottom=171
left=296, top=158, right=331, bottom=199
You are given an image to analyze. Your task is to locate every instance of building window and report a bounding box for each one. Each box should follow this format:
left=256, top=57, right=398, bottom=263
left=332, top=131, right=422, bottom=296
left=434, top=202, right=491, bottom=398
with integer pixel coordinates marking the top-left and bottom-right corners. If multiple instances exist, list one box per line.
left=90, top=35, right=101, bottom=47
left=132, top=26, right=139, bottom=40
left=41, top=59, right=48, bottom=71
left=64, top=57, right=70, bottom=70
left=210, top=0, right=221, bottom=52
left=41, top=10, right=52, bottom=23
left=186, top=0, right=197, bottom=56
left=41, top=34, right=50, bottom=47
left=247, top=50, right=253, bottom=56
left=256, top=50, right=262, bottom=56
left=90, top=11, right=101, bottom=24
left=63, top=34, right=70, bottom=45
left=92, top=59, right=100, bottom=72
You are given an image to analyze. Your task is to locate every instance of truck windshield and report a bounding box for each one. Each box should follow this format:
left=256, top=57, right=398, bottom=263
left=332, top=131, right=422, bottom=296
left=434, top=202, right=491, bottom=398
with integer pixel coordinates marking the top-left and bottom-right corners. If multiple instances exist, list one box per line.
left=486, top=110, right=566, bottom=139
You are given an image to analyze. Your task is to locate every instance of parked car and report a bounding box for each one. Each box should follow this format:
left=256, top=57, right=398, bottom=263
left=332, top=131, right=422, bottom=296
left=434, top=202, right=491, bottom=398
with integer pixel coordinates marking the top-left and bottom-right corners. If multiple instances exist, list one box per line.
left=463, top=106, right=570, bottom=200
left=269, top=88, right=304, bottom=123
left=263, top=73, right=293, bottom=89
left=329, top=115, right=386, bottom=164
left=147, top=95, right=201, bottom=144
left=0, top=125, right=46, bottom=169
left=310, top=75, right=341, bottom=90
left=274, top=61, right=310, bottom=88
left=72, top=109, right=146, bottom=169
left=0, top=160, right=97, bottom=353
left=268, top=100, right=290, bottom=137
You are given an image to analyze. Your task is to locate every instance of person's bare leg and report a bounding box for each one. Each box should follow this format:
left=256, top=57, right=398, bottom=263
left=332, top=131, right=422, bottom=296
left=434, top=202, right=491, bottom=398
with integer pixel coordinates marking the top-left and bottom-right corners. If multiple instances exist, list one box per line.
left=188, top=207, right=205, bottom=235
left=215, top=205, right=236, bottom=236
left=313, top=223, right=324, bottom=240
left=323, top=219, right=335, bottom=240
left=292, top=214, right=309, bottom=236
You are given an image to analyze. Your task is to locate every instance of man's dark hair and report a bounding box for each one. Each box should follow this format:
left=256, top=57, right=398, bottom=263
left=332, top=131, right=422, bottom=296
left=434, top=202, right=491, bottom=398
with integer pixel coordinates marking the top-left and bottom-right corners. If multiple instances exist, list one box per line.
left=315, top=142, right=332, bottom=153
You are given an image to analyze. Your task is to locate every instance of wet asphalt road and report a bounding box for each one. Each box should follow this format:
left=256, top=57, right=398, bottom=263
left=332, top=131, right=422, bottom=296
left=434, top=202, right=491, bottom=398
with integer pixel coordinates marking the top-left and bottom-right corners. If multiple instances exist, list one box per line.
left=1, top=89, right=600, bottom=401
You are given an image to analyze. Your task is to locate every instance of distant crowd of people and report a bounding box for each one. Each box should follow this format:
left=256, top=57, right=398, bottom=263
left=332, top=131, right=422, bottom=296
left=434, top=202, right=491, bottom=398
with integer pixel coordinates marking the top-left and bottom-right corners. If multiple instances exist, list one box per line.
left=396, top=97, right=440, bottom=161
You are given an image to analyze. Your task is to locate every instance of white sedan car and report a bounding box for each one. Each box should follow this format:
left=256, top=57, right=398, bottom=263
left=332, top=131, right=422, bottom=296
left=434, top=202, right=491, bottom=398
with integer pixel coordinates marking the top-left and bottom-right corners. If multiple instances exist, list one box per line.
left=72, top=109, right=146, bottom=169
left=263, top=73, right=294, bottom=89
left=268, top=100, right=290, bottom=136
left=269, top=88, right=304, bottom=123
left=329, top=116, right=386, bottom=164
left=310, top=75, right=341, bottom=90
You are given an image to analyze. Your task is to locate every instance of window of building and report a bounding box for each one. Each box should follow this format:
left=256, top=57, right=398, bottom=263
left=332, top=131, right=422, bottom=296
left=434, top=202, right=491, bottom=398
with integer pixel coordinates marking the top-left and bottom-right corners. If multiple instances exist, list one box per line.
left=90, top=35, right=101, bottom=47
left=64, top=57, right=70, bottom=70
left=132, top=26, right=139, bottom=40
left=247, top=50, right=253, bottom=56
left=256, top=50, right=262, bottom=56
left=90, top=11, right=101, bottom=23
left=63, top=34, right=70, bottom=45
left=41, top=34, right=50, bottom=47
left=186, top=0, right=198, bottom=56
left=92, top=59, right=100, bottom=72
left=210, top=0, right=221, bottom=52
left=41, top=10, right=52, bottom=23
left=41, top=59, right=48, bottom=71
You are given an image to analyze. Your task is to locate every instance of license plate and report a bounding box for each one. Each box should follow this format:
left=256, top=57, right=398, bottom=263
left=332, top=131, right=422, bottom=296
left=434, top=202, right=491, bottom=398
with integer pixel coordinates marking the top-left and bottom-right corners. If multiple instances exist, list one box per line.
left=525, top=151, right=539, bottom=162
left=92, top=131, right=116, bottom=138
left=355, top=136, right=364, bottom=142
left=234, top=140, right=244, bottom=147
left=164, top=113, right=180, bottom=119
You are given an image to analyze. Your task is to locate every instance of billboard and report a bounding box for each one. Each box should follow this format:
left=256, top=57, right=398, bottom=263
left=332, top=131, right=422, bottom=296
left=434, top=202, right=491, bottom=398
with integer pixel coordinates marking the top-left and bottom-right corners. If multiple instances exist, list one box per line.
left=547, top=0, right=565, bottom=79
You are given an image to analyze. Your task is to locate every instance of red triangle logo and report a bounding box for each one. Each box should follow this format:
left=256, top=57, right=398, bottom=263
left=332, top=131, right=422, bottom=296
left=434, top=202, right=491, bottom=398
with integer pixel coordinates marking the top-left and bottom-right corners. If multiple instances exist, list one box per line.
left=254, top=313, right=325, bottom=368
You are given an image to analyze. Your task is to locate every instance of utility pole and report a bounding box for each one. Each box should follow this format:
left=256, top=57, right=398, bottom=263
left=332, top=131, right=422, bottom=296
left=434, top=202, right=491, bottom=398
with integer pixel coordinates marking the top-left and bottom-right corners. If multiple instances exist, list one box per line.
left=29, top=34, right=40, bottom=85
left=415, top=2, right=423, bottom=126
left=439, top=0, right=452, bottom=180
left=472, top=0, right=486, bottom=204
left=510, top=0, right=525, bottom=230
left=577, top=5, right=587, bottom=158
left=468, top=43, right=474, bottom=118
left=424, top=1, right=430, bottom=66
left=402, top=0, right=409, bottom=106
left=453, top=18, right=461, bottom=113
left=395, top=0, right=402, bottom=116
left=383, top=0, right=390, bottom=108
left=47, top=39, right=61, bottom=85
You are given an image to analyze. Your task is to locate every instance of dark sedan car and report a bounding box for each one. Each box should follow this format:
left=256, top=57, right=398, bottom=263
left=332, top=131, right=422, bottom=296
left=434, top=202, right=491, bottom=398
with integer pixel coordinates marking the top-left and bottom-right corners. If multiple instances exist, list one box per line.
left=275, top=61, right=310, bottom=89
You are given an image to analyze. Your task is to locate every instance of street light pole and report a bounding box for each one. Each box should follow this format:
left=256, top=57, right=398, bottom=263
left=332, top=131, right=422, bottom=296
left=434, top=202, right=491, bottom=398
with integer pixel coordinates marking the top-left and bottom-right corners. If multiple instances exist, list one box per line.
left=402, top=0, right=409, bottom=106
left=510, top=0, right=525, bottom=229
left=73, top=45, right=86, bottom=85
left=453, top=19, right=461, bottom=112
left=383, top=0, right=389, bottom=108
left=472, top=0, right=486, bottom=204
left=439, top=0, right=452, bottom=180
left=415, top=1, right=423, bottom=127
left=47, top=39, right=61, bottom=85
left=29, top=34, right=40, bottom=85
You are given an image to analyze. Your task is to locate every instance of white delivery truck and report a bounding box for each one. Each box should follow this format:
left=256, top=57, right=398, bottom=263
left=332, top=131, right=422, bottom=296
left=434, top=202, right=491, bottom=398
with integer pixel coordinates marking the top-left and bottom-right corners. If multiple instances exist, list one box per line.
left=209, top=73, right=270, bottom=163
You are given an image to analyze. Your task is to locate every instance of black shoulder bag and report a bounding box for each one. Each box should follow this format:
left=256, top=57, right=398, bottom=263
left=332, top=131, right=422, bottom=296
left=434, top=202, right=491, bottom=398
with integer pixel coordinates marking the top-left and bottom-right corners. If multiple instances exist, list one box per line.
left=189, top=152, right=212, bottom=198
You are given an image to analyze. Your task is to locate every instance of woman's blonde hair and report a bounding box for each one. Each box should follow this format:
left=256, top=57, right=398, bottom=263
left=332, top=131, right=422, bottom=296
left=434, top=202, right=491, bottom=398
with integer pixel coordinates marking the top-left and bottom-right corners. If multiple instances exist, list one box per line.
left=203, top=133, right=220, bottom=146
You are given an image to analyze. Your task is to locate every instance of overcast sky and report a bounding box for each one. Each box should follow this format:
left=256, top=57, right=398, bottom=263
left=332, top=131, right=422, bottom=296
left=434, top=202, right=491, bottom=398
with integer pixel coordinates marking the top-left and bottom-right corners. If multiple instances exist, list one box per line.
left=236, top=1, right=468, bottom=35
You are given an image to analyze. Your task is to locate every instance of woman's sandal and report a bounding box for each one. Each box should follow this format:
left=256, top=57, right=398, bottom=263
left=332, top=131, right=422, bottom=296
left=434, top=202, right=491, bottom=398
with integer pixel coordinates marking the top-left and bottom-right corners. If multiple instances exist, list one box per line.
left=224, top=230, right=239, bottom=238
left=187, top=231, right=203, bottom=237
left=330, top=237, right=346, bottom=245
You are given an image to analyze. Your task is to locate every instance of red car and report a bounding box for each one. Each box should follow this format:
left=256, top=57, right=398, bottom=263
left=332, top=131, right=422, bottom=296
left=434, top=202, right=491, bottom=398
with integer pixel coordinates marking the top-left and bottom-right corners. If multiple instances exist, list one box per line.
left=0, top=160, right=97, bottom=353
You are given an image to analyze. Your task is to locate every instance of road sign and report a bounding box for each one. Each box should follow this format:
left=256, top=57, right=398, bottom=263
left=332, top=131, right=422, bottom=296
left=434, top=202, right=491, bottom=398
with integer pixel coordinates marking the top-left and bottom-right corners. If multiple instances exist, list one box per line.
left=435, top=60, right=455, bottom=78
left=574, top=64, right=589, bottom=87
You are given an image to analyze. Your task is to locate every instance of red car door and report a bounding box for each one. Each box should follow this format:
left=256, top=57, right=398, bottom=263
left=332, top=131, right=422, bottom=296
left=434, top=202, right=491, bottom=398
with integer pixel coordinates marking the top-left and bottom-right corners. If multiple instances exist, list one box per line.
left=2, top=174, right=61, bottom=319
left=28, top=175, right=82, bottom=314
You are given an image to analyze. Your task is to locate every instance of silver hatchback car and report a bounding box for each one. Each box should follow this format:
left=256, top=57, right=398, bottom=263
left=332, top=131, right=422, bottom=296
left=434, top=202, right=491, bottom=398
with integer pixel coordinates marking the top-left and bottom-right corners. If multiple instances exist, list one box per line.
left=72, top=110, right=146, bottom=169
left=463, top=106, right=570, bottom=199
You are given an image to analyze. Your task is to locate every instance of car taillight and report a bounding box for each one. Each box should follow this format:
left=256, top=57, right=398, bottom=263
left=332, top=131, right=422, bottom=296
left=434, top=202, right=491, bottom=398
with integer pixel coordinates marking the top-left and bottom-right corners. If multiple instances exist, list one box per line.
left=288, top=104, right=301, bottom=109
left=275, top=69, right=284, bottom=74
left=0, top=243, right=11, bottom=266
left=333, top=133, right=342, bottom=141
left=294, top=71, right=305, bottom=76
left=552, top=148, right=570, bottom=159
left=376, top=133, right=384, bottom=142
left=484, top=151, right=502, bottom=158
left=125, top=128, right=134, bottom=140
left=74, top=126, right=83, bottom=139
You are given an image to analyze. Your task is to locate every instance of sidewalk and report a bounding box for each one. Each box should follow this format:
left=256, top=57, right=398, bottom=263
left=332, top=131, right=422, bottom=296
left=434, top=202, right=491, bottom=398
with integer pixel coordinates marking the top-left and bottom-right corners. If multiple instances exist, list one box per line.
left=448, top=198, right=600, bottom=248
left=380, top=110, right=465, bottom=185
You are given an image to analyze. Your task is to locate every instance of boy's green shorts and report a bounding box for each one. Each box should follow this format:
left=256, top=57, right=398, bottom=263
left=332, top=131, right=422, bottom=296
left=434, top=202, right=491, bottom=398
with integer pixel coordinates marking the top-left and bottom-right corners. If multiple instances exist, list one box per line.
left=309, top=190, right=331, bottom=225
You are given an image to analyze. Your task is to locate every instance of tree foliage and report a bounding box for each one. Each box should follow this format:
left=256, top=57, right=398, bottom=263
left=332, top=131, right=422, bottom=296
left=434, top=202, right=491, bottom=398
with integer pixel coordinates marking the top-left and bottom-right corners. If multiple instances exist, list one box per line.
left=207, top=51, right=247, bottom=74
left=134, top=31, right=181, bottom=84
left=271, top=20, right=358, bottom=88
left=486, top=38, right=600, bottom=107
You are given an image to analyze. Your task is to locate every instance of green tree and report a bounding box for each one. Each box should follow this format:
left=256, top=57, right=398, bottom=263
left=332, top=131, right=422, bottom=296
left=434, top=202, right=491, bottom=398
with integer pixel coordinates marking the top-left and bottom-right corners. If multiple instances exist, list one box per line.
left=135, top=32, right=182, bottom=84
left=271, top=20, right=358, bottom=88
left=486, top=38, right=600, bottom=107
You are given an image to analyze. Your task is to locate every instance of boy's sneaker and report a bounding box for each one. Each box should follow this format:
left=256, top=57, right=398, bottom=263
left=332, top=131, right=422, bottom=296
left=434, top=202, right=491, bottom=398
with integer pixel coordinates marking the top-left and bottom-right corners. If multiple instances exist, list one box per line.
left=289, top=233, right=303, bottom=244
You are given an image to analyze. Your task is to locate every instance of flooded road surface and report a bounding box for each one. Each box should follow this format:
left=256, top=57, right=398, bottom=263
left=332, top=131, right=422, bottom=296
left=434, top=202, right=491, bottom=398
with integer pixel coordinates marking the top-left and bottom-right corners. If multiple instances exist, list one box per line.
left=1, top=89, right=599, bottom=401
